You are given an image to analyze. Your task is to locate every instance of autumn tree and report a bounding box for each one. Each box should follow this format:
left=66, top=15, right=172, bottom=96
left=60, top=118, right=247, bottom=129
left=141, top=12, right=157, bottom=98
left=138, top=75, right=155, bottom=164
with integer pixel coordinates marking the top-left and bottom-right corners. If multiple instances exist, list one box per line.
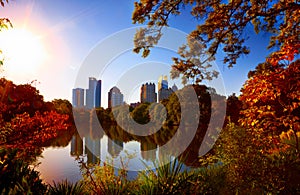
left=247, top=61, right=284, bottom=78
left=0, top=78, right=71, bottom=160
left=132, top=0, right=299, bottom=82
left=239, top=59, right=300, bottom=151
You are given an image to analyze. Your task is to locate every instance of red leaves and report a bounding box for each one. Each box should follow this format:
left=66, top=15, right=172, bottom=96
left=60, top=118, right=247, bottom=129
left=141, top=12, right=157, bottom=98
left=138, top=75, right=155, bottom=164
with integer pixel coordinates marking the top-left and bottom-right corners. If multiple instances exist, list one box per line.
left=239, top=60, right=300, bottom=150
left=0, top=78, right=71, bottom=159
left=3, top=111, right=70, bottom=148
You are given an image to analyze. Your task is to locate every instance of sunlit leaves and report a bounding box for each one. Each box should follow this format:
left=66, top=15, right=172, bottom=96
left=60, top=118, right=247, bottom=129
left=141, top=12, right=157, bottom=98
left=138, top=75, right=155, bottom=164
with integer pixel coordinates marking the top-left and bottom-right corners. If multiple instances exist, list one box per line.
left=239, top=59, right=300, bottom=151
left=132, top=0, right=299, bottom=82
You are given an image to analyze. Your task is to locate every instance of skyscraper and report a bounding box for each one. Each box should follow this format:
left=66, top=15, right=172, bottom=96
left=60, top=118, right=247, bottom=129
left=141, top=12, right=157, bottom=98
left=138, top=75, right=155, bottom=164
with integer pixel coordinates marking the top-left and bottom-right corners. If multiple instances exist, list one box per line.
left=140, top=82, right=157, bottom=103
left=86, top=77, right=98, bottom=109
left=158, top=75, right=168, bottom=91
left=95, top=80, right=102, bottom=108
left=108, top=86, right=124, bottom=108
left=72, top=88, right=84, bottom=108
left=158, top=75, right=173, bottom=102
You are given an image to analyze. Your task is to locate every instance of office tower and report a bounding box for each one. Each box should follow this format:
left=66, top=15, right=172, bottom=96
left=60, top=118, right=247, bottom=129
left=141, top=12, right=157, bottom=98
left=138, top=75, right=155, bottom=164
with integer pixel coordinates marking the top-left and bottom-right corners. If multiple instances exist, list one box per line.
left=158, top=75, right=173, bottom=102
left=95, top=80, right=102, bottom=108
left=86, top=77, right=98, bottom=109
left=72, top=88, right=85, bottom=108
left=108, top=86, right=124, bottom=108
left=140, top=83, right=157, bottom=103
left=158, top=75, right=168, bottom=91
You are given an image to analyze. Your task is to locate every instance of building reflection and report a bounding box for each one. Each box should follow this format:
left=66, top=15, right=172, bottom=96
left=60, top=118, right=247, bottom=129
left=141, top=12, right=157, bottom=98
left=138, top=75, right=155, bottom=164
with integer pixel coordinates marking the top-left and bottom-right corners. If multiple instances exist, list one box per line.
left=108, top=139, right=123, bottom=158
left=140, top=140, right=157, bottom=162
left=70, top=133, right=83, bottom=159
left=85, top=136, right=101, bottom=164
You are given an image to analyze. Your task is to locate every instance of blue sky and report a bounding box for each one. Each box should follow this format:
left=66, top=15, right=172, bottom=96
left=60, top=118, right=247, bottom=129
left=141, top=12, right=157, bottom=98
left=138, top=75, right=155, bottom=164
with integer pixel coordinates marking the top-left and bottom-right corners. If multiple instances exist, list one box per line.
left=0, top=0, right=272, bottom=107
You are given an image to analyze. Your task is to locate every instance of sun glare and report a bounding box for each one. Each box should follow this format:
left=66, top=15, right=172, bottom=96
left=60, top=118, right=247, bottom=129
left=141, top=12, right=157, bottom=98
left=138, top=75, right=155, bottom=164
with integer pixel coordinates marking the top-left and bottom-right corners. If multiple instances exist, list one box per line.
left=0, top=28, right=47, bottom=75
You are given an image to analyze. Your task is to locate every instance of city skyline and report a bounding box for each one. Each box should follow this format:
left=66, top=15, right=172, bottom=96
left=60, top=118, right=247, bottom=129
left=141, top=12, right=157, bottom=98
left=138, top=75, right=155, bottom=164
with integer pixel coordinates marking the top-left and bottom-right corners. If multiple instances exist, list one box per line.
left=0, top=1, right=273, bottom=105
left=72, top=75, right=180, bottom=108
left=72, top=77, right=102, bottom=109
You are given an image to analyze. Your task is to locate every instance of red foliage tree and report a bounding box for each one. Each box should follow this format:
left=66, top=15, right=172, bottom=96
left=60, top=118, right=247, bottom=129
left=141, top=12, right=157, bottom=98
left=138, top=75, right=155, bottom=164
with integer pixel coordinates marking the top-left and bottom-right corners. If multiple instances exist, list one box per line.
left=0, top=78, right=71, bottom=160
left=239, top=59, right=300, bottom=151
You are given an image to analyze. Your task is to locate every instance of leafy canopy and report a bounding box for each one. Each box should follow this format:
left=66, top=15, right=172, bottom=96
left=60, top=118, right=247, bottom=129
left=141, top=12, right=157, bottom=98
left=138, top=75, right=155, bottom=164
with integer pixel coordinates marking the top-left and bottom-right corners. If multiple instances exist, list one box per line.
left=239, top=59, right=300, bottom=151
left=132, top=0, right=299, bottom=83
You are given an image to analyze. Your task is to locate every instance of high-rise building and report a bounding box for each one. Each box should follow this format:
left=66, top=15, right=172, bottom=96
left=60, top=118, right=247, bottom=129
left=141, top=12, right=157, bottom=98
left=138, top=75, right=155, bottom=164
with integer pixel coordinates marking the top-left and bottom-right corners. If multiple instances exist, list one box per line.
left=158, top=75, right=173, bottom=102
left=95, top=80, right=102, bottom=108
left=158, top=75, right=168, bottom=91
left=72, top=88, right=85, bottom=108
left=140, top=83, right=157, bottom=103
left=108, top=86, right=124, bottom=108
left=86, top=77, right=98, bottom=109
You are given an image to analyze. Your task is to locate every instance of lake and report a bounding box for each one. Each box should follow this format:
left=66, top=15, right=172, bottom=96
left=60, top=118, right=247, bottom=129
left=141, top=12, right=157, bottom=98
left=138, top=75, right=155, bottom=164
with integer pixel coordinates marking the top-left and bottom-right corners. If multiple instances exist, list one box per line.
left=36, top=123, right=207, bottom=184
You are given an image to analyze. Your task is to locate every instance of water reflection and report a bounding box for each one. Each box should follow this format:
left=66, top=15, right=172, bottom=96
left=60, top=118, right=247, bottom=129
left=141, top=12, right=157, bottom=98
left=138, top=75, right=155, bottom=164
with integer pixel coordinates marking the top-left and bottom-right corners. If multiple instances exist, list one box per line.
left=85, top=136, right=100, bottom=164
left=70, top=133, right=83, bottom=159
left=140, top=140, right=157, bottom=162
left=108, top=139, right=123, bottom=158
left=39, top=98, right=225, bottom=183
left=65, top=120, right=211, bottom=169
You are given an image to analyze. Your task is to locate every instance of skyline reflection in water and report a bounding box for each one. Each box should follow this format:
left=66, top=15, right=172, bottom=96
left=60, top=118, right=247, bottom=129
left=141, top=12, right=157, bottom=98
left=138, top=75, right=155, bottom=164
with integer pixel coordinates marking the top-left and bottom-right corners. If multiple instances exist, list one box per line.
left=37, top=122, right=207, bottom=184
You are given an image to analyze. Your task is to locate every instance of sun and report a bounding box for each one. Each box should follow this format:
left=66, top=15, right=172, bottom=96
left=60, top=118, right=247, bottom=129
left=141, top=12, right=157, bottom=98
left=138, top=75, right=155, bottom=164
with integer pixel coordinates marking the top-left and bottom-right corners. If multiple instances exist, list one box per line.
left=0, top=28, right=47, bottom=75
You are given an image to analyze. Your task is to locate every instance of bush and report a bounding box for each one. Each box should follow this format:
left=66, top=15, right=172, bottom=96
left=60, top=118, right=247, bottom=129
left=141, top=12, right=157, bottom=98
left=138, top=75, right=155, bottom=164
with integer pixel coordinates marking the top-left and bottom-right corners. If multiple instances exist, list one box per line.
left=0, top=148, right=47, bottom=194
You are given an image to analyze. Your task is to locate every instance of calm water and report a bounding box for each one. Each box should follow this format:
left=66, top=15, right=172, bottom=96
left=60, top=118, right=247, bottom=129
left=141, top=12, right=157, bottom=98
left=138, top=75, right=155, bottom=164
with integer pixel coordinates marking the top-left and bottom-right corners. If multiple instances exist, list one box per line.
left=36, top=133, right=167, bottom=184
left=36, top=126, right=203, bottom=184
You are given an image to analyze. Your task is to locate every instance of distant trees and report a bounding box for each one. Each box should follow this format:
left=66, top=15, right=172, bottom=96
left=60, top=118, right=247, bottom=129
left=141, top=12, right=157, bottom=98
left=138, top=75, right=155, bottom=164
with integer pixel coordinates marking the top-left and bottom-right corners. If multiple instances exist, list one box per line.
left=132, top=0, right=299, bottom=82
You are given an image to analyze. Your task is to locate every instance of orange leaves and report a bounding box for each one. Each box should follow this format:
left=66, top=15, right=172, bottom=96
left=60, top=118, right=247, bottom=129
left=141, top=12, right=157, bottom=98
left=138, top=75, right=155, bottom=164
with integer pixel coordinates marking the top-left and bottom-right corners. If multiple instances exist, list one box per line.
left=0, top=78, right=72, bottom=160
left=4, top=111, right=70, bottom=148
left=239, top=60, right=300, bottom=152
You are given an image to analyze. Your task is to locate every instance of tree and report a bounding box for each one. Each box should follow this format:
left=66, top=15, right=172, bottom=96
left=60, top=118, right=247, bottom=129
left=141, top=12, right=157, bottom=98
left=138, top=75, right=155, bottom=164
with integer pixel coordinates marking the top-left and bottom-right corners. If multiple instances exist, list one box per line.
left=225, top=93, right=242, bottom=125
left=0, top=78, right=71, bottom=160
left=132, top=0, right=299, bottom=82
left=51, top=99, right=73, bottom=116
left=239, top=59, right=300, bottom=151
left=131, top=103, right=150, bottom=124
left=214, top=123, right=298, bottom=193
left=247, top=62, right=283, bottom=78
